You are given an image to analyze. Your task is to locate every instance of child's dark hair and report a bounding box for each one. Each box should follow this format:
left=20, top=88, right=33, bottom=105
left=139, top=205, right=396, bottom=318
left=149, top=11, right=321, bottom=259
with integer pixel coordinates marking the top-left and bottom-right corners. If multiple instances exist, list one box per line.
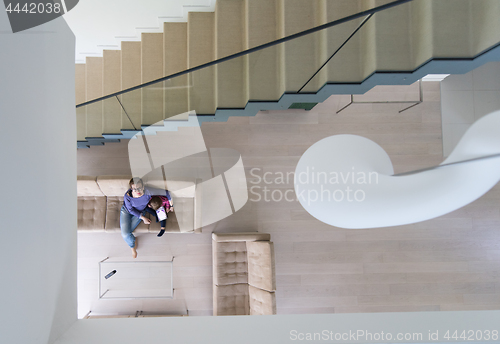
left=149, top=196, right=162, bottom=210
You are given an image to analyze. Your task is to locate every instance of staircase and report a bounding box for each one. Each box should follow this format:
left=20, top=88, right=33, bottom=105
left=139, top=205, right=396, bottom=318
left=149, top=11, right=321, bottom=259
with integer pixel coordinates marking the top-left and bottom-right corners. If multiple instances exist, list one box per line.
left=75, top=0, right=500, bottom=148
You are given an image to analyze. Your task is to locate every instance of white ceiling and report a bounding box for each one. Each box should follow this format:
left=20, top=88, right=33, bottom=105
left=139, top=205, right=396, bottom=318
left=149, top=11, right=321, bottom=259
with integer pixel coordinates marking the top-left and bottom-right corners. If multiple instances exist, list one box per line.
left=63, top=0, right=215, bottom=63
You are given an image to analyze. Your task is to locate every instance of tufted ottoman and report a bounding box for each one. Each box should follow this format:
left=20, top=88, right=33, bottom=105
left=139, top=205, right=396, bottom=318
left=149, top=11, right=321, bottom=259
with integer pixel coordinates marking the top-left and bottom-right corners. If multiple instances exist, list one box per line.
left=212, top=232, right=276, bottom=315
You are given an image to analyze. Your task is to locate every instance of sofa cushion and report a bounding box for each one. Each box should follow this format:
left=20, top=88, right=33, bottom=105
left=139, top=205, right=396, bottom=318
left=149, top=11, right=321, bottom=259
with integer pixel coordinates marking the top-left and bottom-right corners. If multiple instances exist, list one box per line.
left=77, top=196, right=106, bottom=231
left=145, top=176, right=195, bottom=198
left=213, top=284, right=249, bottom=316
left=104, top=196, right=121, bottom=231
left=212, top=241, right=248, bottom=285
left=246, top=241, right=276, bottom=291
left=173, top=196, right=194, bottom=232
left=96, top=175, right=132, bottom=197
left=103, top=196, right=148, bottom=233
left=248, top=285, right=276, bottom=315
left=149, top=211, right=180, bottom=233
left=166, top=180, right=195, bottom=198
left=146, top=197, right=193, bottom=233
left=77, top=176, right=104, bottom=197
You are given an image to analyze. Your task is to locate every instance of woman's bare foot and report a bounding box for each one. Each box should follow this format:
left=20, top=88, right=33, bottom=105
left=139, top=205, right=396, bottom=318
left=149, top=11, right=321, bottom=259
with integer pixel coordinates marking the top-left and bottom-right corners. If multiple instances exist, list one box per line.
left=131, top=239, right=138, bottom=258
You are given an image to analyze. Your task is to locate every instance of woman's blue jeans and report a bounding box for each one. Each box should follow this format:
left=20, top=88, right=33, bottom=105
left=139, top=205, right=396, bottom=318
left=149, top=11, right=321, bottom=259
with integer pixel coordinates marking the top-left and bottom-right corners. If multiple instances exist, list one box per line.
left=120, top=205, right=146, bottom=248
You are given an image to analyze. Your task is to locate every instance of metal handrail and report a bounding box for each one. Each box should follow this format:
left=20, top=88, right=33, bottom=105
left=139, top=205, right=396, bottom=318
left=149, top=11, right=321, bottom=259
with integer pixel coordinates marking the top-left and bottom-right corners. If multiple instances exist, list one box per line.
left=76, top=0, right=413, bottom=108
left=297, top=13, right=374, bottom=93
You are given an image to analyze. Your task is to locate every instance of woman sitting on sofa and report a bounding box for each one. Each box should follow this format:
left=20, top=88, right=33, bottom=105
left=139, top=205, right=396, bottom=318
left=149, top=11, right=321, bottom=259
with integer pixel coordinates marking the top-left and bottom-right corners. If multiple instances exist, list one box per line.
left=120, top=177, right=172, bottom=258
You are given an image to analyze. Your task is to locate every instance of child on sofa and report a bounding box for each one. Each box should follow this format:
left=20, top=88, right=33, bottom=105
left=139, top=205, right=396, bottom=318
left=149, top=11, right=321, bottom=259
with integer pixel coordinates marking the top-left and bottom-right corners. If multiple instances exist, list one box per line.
left=146, top=194, right=173, bottom=237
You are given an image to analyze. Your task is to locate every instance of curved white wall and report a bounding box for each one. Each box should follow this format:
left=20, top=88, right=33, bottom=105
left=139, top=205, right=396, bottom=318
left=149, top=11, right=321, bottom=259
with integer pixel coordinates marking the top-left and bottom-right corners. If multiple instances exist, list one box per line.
left=294, top=111, right=500, bottom=229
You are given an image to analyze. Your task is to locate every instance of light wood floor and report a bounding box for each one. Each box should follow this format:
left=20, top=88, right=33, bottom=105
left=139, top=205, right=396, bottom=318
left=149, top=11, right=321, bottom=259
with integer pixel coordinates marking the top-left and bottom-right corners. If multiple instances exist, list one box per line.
left=77, top=81, right=500, bottom=317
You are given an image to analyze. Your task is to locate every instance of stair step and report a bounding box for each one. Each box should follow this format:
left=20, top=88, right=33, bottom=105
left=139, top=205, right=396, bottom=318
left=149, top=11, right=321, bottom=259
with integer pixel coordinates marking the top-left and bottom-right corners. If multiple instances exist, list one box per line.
left=246, top=0, right=281, bottom=101
left=142, top=33, right=164, bottom=125
left=246, top=0, right=278, bottom=49
left=301, top=0, right=414, bottom=91
left=102, top=50, right=122, bottom=134
left=188, top=12, right=216, bottom=114
left=301, top=0, right=367, bottom=91
left=409, top=0, right=433, bottom=68
left=85, top=56, right=103, bottom=101
left=77, top=141, right=90, bottom=149
left=121, top=41, right=142, bottom=88
left=85, top=57, right=103, bottom=137
left=121, top=41, right=142, bottom=130
left=432, top=0, right=472, bottom=58
left=373, top=1, right=413, bottom=71
left=103, top=50, right=122, bottom=93
left=216, top=0, right=247, bottom=108
left=119, top=129, right=143, bottom=139
left=471, top=0, right=500, bottom=54
left=164, top=22, right=189, bottom=119
left=142, top=33, right=164, bottom=83
left=281, top=0, right=323, bottom=92
left=188, top=12, right=216, bottom=68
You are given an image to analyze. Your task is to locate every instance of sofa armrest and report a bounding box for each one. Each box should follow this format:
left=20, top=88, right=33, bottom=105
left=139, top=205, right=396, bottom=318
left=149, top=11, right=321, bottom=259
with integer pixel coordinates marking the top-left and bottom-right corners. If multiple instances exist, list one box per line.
left=77, top=196, right=106, bottom=231
left=212, top=239, right=248, bottom=286
left=247, top=241, right=276, bottom=291
left=213, top=284, right=249, bottom=316
left=96, top=175, right=132, bottom=196
left=249, top=285, right=276, bottom=315
left=77, top=176, right=104, bottom=196
left=212, top=232, right=270, bottom=242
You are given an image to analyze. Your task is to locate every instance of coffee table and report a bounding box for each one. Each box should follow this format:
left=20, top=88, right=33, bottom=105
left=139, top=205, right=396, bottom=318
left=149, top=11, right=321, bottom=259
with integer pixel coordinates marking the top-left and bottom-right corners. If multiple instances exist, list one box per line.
left=98, top=257, right=174, bottom=299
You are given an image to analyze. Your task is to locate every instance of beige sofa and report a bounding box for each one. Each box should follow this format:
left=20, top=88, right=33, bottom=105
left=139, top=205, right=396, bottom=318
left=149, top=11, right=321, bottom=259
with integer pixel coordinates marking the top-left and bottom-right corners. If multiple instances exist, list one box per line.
left=212, top=232, right=276, bottom=315
left=77, top=175, right=202, bottom=233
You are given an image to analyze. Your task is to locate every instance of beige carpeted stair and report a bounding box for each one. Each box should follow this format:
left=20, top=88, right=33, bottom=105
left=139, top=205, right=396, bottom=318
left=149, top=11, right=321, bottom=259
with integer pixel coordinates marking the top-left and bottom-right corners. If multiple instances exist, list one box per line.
left=75, top=0, right=500, bottom=143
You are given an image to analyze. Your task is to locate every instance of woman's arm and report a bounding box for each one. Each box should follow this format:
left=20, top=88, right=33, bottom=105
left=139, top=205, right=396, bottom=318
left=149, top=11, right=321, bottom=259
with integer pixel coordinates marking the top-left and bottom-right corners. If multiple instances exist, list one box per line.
left=124, top=193, right=150, bottom=223
left=145, top=186, right=170, bottom=198
left=124, top=194, right=142, bottom=218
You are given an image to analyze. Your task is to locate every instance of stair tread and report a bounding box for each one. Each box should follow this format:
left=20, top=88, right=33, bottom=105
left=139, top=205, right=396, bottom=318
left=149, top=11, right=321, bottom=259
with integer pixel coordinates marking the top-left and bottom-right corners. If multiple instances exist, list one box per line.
left=164, top=22, right=189, bottom=118
left=216, top=0, right=246, bottom=108
left=188, top=11, right=216, bottom=114
left=103, top=50, right=122, bottom=134
left=121, top=41, right=142, bottom=130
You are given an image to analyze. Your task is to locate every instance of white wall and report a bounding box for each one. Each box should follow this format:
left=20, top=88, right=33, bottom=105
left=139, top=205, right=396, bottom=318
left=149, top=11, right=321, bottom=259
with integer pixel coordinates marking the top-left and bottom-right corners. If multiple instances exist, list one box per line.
left=0, top=10, right=77, bottom=344
left=55, top=309, right=500, bottom=344
left=441, top=61, right=500, bottom=156
left=63, top=0, right=215, bottom=62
